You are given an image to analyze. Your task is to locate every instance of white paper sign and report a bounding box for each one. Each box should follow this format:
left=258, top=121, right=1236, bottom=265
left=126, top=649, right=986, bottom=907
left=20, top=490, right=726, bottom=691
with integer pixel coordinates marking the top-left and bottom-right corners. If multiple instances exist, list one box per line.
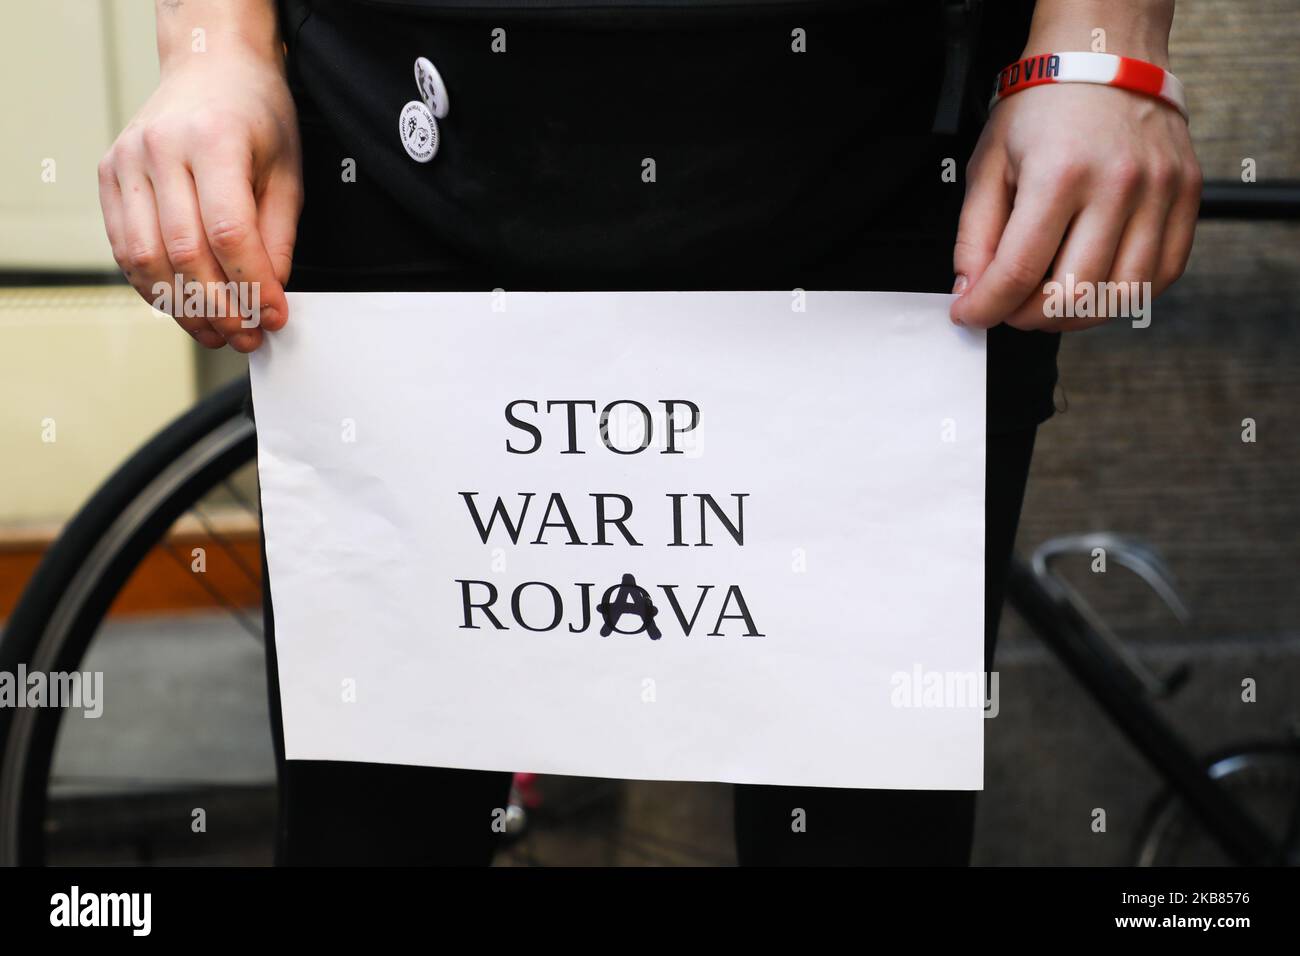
left=251, top=291, right=986, bottom=790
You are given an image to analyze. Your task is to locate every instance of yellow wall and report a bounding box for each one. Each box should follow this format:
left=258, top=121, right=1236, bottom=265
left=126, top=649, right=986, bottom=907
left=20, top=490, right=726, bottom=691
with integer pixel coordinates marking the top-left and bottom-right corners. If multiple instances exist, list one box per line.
left=0, top=0, right=161, bottom=268
left=0, top=2, right=199, bottom=528
left=0, top=288, right=197, bottom=526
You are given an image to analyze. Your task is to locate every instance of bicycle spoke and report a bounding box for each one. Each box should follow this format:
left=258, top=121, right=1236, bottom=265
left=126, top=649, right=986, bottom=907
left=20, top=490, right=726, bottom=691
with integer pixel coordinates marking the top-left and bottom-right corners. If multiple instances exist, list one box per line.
left=189, top=499, right=263, bottom=594
left=161, top=540, right=263, bottom=644
left=219, top=477, right=260, bottom=521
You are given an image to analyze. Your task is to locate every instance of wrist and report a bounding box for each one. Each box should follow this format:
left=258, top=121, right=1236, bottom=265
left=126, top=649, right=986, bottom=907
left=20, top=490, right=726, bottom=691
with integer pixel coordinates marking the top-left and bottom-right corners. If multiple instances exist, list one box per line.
left=1021, top=39, right=1170, bottom=72
left=157, top=11, right=283, bottom=79
left=1023, top=1, right=1173, bottom=69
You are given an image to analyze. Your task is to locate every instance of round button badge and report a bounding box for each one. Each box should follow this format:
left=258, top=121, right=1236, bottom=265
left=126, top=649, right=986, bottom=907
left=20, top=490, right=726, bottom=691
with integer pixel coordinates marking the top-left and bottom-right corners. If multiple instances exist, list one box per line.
left=414, top=56, right=450, bottom=119
left=399, top=100, right=439, bottom=163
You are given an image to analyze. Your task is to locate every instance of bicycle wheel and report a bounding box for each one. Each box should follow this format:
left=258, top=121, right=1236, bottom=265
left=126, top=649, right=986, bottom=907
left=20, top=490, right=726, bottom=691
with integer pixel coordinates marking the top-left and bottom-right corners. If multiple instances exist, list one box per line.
left=1134, top=743, right=1300, bottom=866
left=0, top=376, right=259, bottom=865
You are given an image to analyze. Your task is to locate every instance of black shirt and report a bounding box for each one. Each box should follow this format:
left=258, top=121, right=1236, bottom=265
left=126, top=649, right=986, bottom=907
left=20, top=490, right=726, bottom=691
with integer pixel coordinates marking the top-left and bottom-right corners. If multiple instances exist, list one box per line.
left=281, top=0, right=1060, bottom=433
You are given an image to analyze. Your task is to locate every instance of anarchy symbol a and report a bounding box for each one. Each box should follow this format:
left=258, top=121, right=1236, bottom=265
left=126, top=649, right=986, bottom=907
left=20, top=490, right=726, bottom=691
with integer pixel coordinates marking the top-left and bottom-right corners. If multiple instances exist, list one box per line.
left=597, top=573, right=661, bottom=640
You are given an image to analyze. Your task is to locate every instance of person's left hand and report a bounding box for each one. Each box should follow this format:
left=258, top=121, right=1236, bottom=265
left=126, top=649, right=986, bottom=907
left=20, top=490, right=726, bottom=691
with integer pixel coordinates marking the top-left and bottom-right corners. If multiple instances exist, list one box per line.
left=949, top=79, right=1201, bottom=331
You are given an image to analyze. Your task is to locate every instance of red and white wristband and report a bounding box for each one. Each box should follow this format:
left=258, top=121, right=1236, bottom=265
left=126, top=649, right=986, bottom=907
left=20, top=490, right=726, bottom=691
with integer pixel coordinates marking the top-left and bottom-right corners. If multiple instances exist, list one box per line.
left=989, top=52, right=1189, bottom=121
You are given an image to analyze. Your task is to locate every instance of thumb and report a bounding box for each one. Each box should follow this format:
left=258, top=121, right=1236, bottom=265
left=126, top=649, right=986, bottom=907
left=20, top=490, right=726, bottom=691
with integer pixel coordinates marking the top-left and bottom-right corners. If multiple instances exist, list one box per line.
left=950, top=155, right=1011, bottom=327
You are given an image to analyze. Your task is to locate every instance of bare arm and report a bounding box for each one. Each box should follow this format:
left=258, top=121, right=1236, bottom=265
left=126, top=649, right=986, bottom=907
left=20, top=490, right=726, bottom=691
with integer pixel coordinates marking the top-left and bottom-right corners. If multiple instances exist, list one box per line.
left=951, top=0, right=1200, bottom=331
left=100, top=0, right=301, bottom=351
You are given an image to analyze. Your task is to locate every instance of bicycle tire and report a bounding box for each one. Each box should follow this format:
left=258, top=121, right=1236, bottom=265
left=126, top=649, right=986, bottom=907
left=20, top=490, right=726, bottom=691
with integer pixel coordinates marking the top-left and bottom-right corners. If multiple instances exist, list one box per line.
left=0, top=377, right=719, bottom=868
left=0, top=376, right=257, bottom=865
left=1134, top=742, right=1300, bottom=866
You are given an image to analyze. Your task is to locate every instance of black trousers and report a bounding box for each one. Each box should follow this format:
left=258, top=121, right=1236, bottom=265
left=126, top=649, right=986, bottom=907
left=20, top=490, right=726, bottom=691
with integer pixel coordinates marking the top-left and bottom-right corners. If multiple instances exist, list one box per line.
left=259, top=427, right=1035, bottom=866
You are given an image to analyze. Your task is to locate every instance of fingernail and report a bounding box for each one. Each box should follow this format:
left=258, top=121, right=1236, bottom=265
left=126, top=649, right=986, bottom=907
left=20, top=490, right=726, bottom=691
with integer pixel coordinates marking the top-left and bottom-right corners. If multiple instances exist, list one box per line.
left=952, top=273, right=968, bottom=295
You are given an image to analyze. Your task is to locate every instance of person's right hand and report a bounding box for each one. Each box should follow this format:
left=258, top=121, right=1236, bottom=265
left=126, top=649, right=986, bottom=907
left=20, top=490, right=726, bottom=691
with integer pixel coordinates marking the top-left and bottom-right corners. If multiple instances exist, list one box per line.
left=98, top=41, right=301, bottom=351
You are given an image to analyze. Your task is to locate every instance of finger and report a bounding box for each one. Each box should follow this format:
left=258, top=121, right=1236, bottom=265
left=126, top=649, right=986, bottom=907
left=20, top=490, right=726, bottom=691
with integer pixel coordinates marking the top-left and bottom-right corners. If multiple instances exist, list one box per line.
left=1104, top=194, right=1174, bottom=329
left=115, top=151, right=225, bottom=346
left=1006, top=200, right=1129, bottom=332
left=111, top=143, right=175, bottom=307
left=97, top=154, right=126, bottom=261
left=255, top=171, right=302, bottom=330
left=1155, top=160, right=1202, bottom=296
left=950, top=153, right=1012, bottom=323
left=950, top=168, right=1079, bottom=329
left=100, top=156, right=216, bottom=347
left=146, top=149, right=248, bottom=350
left=192, top=146, right=289, bottom=344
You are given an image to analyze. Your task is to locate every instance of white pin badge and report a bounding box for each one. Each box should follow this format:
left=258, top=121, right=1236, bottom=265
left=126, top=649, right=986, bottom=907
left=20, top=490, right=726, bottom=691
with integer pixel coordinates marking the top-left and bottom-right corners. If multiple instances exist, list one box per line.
left=414, top=56, right=450, bottom=119
left=399, top=100, right=439, bottom=163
